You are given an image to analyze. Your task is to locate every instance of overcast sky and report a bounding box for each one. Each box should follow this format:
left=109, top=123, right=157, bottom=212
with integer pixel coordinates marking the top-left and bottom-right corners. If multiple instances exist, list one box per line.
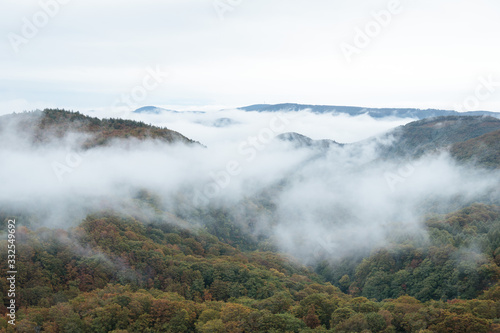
left=1, top=0, right=500, bottom=114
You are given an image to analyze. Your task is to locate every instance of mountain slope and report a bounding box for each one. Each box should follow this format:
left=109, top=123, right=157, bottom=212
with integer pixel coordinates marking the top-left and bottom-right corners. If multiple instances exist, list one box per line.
left=373, top=116, right=500, bottom=159
left=0, top=109, right=199, bottom=148
left=1, top=204, right=499, bottom=332
left=451, top=130, right=500, bottom=169
left=270, top=116, right=500, bottom=168
left=318, top=204, right=500, bottom=302
left=276, top=132, right=342, bottom=150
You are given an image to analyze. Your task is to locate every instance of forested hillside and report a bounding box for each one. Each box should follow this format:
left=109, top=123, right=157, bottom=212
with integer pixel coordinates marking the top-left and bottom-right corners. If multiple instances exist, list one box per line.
left=451, top=130, right=500, bottom=169
left=1, top=202, right=499, bottom=332
left=374, top=116, right=500, bottom=159
left=317, top=204, right=500, bottom=302
left=0, top=109, right=198, bottom=148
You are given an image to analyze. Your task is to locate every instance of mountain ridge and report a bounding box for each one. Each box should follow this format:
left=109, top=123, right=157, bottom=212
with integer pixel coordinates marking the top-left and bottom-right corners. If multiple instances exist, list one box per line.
left=373, top=115, right=500, bottom=160
left=0, top=108, right=201, bottom=148
left=278, top=116, right=500, bottom=168
left=239, top=103, right=500, bottom=119
left=131, top=104, right=500, bottom=121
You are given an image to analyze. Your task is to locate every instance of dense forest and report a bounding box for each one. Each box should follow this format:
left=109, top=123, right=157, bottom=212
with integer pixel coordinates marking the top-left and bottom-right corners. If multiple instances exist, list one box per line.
left=1, top=203, right=499, bottom=332
left=451, top=130, right=500, bottom=169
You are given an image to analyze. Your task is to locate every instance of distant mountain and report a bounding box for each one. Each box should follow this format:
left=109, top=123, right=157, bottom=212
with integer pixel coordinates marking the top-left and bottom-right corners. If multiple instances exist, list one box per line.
left=0, top=109, right=199, bottom=148
left=132, top=104, right=500, bottom=120
left=211, top=117, right=239, bottom=128
left=276, top=132, right=341, bottom=150
left=133, top=106, right=175, bottom=114
left=133, top=106, right=205, bottom=114
left=240, top=103, right=500, bottom=119
left=374, top=116, right=500, bottom=159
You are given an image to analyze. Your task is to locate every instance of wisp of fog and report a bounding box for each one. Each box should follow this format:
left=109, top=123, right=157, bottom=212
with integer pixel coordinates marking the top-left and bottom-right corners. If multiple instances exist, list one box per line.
left=1, top=109, right=499, bottom=264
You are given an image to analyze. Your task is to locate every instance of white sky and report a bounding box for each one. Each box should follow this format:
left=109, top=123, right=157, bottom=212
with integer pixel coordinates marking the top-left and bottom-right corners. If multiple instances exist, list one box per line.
left=1, top=0, right=500, bottom=113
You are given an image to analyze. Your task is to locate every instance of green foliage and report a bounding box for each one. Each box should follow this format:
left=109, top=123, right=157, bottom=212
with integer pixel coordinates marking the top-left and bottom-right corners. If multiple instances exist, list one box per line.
left=451, top=129, right=500, bottom=169
left=318, top=204, right=500, bottom=303
left=0, top=204, right=498, bottom=332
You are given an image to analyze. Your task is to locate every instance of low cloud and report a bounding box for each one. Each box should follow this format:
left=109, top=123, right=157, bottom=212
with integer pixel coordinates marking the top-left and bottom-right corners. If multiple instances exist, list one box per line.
left=0, top=109, right=498, bottom=264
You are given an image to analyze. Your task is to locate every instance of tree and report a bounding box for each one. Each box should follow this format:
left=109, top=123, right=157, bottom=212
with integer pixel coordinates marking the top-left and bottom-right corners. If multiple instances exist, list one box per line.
left=433, top=313, right=489, bottom=333
left=366, top=312, right=387, bottom=332
left=197, top=319, right=226, bottom=333
left=303, top=305, right=321, bottom=329
left=331, top=307, right=355, bottom=328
